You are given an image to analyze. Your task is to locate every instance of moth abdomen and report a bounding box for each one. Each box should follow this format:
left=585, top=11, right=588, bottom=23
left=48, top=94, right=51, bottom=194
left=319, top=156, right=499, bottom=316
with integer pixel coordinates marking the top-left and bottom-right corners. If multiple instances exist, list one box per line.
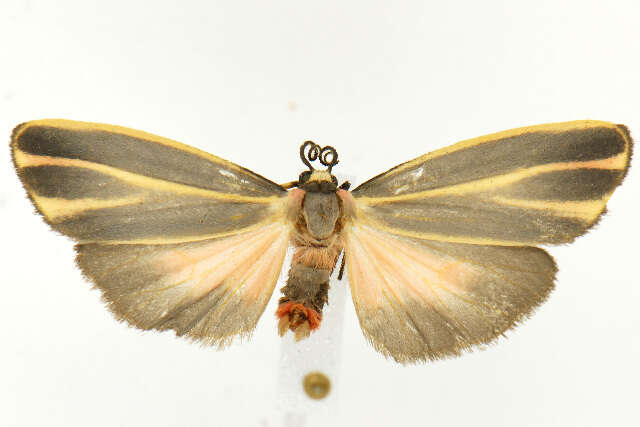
left=277, top=264, right=329, bottom=332
left=277, top=219, right=343, bottom=341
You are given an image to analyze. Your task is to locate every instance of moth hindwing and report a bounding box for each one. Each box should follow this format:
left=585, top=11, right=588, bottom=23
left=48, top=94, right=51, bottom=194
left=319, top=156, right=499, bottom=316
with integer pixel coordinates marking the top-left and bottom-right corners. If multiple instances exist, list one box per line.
left=11, top=119, right=632, bottom=363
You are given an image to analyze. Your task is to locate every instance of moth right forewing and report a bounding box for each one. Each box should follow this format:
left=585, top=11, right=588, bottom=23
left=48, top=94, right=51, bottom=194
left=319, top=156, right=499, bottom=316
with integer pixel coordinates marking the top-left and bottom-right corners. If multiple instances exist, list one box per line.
left=351, top=121, right=632, bottom=246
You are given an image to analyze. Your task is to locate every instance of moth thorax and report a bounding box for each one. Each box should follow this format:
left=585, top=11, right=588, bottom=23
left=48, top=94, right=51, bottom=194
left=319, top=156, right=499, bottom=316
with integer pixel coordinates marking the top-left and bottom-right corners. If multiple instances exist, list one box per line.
left=302, top=192, right=340, bottom=240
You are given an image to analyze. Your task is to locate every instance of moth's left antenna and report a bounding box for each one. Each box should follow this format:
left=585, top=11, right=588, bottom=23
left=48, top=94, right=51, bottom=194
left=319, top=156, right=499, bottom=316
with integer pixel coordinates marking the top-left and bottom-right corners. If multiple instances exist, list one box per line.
left=300, top=140, right=318, bottom=171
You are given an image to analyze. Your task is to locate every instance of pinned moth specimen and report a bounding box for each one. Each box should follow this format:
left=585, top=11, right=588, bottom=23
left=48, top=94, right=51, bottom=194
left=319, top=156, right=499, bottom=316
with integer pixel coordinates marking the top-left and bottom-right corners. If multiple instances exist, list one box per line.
left=11, top=119, right=632, bottom=363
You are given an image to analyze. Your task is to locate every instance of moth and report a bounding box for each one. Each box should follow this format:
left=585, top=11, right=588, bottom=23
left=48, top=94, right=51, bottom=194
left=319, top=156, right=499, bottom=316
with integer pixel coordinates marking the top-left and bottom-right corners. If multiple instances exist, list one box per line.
left=11, top=119, right=632, bottom=363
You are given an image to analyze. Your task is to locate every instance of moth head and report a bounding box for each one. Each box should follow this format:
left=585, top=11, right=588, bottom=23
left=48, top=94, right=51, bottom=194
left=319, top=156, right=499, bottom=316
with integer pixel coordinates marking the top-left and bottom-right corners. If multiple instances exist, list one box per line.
left=298, top=170, right=339, bottom=193
left=298, top=140, right=339, bottom=193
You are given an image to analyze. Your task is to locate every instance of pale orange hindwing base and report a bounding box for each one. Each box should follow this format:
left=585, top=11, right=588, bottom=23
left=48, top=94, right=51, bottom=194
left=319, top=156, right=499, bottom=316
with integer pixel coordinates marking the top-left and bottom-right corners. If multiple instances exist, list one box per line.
left=76, top=222, right=290, bottom=347
left=343, top=223, right=556, bottom=364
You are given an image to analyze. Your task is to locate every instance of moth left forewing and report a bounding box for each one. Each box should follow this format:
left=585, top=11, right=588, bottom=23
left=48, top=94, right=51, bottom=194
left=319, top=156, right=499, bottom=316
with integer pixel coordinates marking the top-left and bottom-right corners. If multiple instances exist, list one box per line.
left=11, top=119, right=286, bottom=244
left=343, top=223, right=556, bottom=363
left=11, top=119, right=295, bottom=346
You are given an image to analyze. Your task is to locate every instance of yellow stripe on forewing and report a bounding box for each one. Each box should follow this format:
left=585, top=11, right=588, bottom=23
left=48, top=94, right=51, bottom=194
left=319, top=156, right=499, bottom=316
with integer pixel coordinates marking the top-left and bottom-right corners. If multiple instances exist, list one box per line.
left=382, top=120, right=628, bottom=179
left=92, top=217, right=289, bottom=245
left=491, top=196, right=610, bottom=222
left=17, top=119, right=245, bottom=174
left=349, top=220, right=544, bottom=247
left=356, top=152, right=629, bottom=205
left=32, top=194, right=147, bottom=222
left=14, top=149, right=280, bottom=204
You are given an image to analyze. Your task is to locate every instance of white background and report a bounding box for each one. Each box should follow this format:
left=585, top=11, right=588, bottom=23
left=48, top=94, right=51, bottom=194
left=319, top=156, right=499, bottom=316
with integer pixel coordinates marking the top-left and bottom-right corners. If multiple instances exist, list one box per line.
left=1, top=1, right=639, bottom=426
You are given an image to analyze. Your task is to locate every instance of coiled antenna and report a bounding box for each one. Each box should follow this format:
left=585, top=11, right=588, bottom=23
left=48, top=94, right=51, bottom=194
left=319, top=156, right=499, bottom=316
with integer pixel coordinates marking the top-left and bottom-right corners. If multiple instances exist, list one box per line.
left=299, top=141, right=339, bottom=172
